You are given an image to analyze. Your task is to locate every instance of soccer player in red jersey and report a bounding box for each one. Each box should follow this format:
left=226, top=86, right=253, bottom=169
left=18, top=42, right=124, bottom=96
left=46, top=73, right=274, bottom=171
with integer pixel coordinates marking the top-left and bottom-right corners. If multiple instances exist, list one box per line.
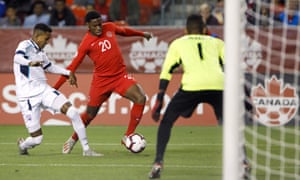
left=53, top=11, right=152, bottom=154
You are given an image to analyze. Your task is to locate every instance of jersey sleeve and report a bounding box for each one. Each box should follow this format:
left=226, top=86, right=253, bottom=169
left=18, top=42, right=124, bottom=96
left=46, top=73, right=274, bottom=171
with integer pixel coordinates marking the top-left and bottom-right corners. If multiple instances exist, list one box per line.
left=53, top=36, right=88, bottom=89
left=112, top=23, right=144, bottom=37
left=45, top=63, right=70, bottom=76
left=67, top=40, right=88, bottom=72
left=14, top=41, right=30, bottom=65
left=52, top=74, right=68, bottom=89
left=159, top=40, right=181, bottom=81
left=14, top=53, right=29, bottom=65
left=40, top=52, right=69, bottom=76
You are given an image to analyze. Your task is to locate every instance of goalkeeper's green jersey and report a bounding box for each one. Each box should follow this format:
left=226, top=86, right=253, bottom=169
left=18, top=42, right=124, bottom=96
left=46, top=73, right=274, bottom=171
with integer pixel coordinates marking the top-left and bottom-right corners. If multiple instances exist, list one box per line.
left=160, top=34, right=225, bottom=91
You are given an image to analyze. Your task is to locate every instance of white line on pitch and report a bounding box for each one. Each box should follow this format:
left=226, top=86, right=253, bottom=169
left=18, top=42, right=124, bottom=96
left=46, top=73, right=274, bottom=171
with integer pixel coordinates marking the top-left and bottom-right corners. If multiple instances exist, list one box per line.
left=0, top=142, right=222, bottom=146
left=0, top=163, right=220, bottom=169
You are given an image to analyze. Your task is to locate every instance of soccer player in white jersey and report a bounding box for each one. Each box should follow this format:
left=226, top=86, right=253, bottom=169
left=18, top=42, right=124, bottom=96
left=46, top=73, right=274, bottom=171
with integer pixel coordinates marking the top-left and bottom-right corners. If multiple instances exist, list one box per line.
left=13, top=23, right=102, bottom=157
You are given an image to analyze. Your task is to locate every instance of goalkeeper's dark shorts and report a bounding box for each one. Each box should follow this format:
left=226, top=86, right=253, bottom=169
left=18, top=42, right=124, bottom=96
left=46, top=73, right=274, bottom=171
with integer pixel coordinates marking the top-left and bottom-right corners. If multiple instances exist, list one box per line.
left=161, top=89, right=223, bottom=125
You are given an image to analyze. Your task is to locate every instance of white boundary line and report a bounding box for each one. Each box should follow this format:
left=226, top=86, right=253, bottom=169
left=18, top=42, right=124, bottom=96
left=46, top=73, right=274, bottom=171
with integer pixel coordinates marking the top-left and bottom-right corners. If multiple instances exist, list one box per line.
left=0, top=142, right=222, bottom=146
left=0, top=163, right=220, bottom=169
left=0, top=163, right=296, bottom=170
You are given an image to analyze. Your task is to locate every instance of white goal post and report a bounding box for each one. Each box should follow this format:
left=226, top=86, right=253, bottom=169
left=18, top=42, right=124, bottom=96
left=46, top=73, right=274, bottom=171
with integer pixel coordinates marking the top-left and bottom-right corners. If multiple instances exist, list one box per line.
left=223, top=0, right=243, bottom=179
left=223, top=0, right=300, bottom=179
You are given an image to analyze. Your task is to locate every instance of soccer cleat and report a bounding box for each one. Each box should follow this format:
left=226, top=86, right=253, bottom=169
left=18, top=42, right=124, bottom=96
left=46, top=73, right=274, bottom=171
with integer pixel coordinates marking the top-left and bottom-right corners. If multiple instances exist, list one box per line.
left=148, top=162, right=163, bottom=179
left=62, top=137, right=77, bottom=154
left=243, top=159, right=251, bottom=180
left=17, top=138, right=28, bottom=155
left=83, top=149, right=104, bottom=157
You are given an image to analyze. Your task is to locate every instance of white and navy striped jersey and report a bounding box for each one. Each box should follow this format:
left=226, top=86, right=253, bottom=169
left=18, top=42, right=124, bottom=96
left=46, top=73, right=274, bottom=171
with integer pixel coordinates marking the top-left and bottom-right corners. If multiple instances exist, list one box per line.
left=13, top=39, right=70, bottom=99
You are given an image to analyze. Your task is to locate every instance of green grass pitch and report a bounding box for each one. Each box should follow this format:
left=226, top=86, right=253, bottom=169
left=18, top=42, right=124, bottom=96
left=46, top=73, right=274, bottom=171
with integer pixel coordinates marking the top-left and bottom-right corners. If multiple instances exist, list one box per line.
left=0, top=125, right=223, bottom=180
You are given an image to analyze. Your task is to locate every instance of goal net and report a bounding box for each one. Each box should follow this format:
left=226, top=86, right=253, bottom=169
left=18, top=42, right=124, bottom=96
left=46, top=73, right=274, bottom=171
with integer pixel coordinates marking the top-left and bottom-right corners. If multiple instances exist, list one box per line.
left=223, top=0, right=300, bottom=180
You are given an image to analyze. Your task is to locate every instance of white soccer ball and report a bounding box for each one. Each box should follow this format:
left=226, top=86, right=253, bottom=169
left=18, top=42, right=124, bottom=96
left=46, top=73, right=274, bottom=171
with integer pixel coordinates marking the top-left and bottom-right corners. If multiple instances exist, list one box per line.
left=125, top=133, right=147, bottom=153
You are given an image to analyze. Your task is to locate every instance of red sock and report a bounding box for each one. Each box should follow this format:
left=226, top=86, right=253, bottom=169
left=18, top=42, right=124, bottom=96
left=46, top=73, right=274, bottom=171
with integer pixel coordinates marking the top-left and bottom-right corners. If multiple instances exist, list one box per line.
left=125, top=103, right=145, bottom=136
left=71, top=112, right=92, bottom=141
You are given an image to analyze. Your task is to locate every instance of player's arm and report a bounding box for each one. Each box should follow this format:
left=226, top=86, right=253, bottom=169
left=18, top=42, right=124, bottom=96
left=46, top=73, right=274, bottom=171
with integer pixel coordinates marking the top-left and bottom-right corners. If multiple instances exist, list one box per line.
left=152, top=41, right=181, bottom=121
left=46, top=64, right=78, bottom=87
left=218, top=39, right=225, bottom=65
left=38, top=54, right=77, bottom=87
left=14, top=42, right=45, bottom=66
left=53, top=44, right=87, bottom=89
left=53, top=53, right=85, bottom=89
left=114, top=23, right=152, bottom=40
left=14, top=50, right=43, bottom=67
left=151, top=79, right=169, bottom=122
left=66, top=44, right=87, bottom=72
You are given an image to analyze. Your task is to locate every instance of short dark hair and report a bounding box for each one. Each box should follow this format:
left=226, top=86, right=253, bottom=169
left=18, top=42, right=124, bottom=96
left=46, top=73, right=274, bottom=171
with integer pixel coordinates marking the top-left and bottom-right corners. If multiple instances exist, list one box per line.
left=85, top=11, right=101, bottom=23
left=54, top=0, right=66, bottom=3
left=6, top=4, right=17, bottom=10
left=186, top=14, right=206, bottom=34
left=34, top=23, right=52, bottom=33
left=32, top=0, right=47, bottom=9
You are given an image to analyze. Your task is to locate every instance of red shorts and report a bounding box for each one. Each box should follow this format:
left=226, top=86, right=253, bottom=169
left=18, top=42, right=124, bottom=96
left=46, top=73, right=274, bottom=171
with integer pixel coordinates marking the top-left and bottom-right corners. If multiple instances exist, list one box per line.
left=87, top=73, right=137, bottom=106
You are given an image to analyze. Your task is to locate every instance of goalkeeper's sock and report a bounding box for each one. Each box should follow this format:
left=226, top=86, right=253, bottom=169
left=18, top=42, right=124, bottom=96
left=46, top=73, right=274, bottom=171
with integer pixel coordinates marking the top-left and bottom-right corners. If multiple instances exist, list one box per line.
left=125, top=103, right=144, bottom=136
left=155, top=121, right=173, bottom=163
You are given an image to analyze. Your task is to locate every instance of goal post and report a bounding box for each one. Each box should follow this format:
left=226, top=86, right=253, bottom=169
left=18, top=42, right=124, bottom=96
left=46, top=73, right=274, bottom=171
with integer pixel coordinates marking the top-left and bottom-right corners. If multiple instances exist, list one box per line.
left=223, top=0, right=243, bottom=179
left=223, top=0, right=300, bottom=179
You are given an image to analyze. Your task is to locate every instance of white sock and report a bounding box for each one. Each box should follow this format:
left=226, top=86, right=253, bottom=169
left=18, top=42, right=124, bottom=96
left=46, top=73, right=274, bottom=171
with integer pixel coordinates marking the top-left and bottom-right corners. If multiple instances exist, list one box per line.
left=20, top=135, right=43, bottom=150
left=66, top=107, right=90, bottom=151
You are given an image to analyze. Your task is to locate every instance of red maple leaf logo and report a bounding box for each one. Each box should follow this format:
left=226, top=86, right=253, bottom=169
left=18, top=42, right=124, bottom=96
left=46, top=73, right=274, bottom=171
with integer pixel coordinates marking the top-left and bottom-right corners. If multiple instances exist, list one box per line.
left=251, top=76, right=298, bottom=126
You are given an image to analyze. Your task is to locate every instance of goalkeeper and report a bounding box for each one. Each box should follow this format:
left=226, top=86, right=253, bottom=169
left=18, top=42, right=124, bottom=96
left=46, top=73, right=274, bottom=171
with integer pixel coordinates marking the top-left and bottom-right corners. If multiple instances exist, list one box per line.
left=148, top=14, right=249, bottom=179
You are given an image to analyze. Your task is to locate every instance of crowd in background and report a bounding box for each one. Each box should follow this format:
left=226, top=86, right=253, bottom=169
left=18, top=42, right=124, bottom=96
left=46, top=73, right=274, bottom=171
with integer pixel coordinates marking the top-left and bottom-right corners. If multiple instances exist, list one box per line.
left=0, top=0, right=160, bottom=27
left=0, top=0, right=299, bottom=27
left=246, top=0, right=300, bottom=26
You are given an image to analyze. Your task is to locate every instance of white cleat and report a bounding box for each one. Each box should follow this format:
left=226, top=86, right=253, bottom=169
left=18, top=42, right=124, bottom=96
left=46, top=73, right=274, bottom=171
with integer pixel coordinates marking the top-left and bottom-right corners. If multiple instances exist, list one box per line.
left=83, top=149, right=104, bottom=157
left=17, top=138, right=28, bottom=155
left=62, top=137, right=77, bottom=154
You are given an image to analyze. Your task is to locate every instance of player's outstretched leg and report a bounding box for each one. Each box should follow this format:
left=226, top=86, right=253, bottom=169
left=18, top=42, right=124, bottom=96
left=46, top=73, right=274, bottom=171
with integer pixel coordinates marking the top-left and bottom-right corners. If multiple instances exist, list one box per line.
left=62, top=112, right=93, bottom=154
left=65, top=106, right=103, bottom=157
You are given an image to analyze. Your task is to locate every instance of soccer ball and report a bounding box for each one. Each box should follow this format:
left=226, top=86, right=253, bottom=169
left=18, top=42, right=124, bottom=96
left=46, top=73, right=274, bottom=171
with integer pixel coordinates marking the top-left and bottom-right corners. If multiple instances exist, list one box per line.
left=125, top=133, right=147, bottom=153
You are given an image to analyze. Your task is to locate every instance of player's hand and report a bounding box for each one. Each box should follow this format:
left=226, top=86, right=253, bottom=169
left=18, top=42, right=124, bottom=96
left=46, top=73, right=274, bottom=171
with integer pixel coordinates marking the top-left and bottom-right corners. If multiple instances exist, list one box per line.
left=151, top=91, right=164, bottom=122
left=68, top=72, right=78, bottom=88
left=144, top=32, right=152, bottom=41
left=28, top=61, right=43, bottom=67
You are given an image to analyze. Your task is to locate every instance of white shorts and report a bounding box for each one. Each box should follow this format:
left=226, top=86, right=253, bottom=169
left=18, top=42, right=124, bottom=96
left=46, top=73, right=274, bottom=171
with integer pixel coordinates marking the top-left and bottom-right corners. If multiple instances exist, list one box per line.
left=18, top=85, right=68, bottom=133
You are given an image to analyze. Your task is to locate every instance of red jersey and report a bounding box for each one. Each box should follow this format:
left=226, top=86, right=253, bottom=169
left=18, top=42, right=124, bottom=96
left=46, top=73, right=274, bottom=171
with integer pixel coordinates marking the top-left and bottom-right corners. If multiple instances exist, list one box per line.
left=54, top=22, right=145, bottom=89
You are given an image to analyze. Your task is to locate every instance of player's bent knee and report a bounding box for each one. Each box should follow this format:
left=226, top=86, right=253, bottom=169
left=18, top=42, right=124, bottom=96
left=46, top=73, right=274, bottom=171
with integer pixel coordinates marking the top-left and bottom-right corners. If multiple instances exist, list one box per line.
left=60, top=102, right=72, bottom=114
left=136, top=94, right=146, bottom=104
